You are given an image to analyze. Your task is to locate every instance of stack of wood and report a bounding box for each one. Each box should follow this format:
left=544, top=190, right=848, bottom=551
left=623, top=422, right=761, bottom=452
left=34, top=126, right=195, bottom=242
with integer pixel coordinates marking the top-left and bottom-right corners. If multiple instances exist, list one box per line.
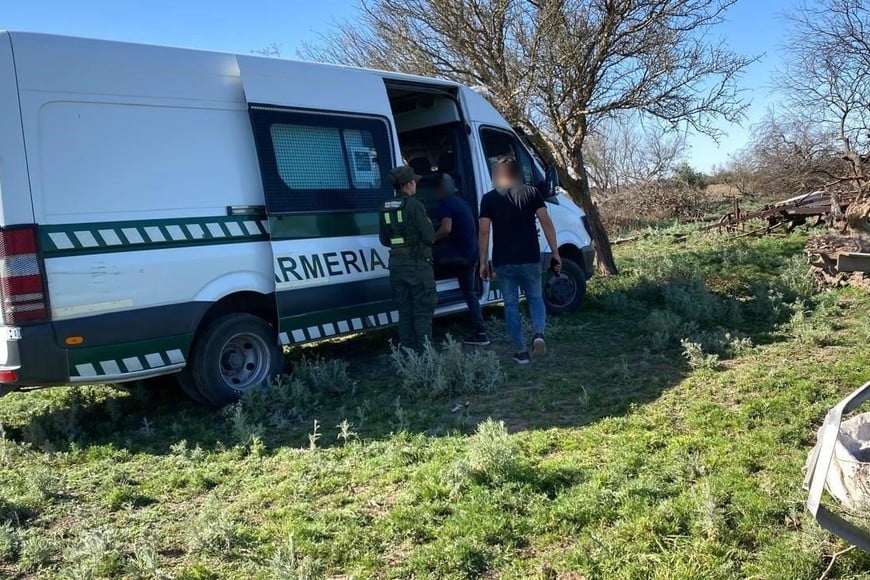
left=805, top=199, right=870, bottom=292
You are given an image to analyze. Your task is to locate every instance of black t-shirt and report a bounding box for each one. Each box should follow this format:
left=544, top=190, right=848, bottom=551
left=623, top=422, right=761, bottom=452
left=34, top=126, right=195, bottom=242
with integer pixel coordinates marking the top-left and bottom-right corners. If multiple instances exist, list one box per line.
left=479, top=186, right=545, bottom=267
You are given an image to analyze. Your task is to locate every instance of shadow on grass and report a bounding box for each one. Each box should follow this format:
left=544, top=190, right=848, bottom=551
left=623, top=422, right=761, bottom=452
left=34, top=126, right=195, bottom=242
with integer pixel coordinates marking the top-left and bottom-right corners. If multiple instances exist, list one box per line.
left=0, top=232, right=817, bottom=455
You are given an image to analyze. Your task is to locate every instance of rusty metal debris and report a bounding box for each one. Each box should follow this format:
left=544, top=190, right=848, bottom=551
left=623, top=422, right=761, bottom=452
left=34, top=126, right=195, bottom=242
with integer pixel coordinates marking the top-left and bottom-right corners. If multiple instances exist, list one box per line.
left=717, top=190, right=860, bottom=233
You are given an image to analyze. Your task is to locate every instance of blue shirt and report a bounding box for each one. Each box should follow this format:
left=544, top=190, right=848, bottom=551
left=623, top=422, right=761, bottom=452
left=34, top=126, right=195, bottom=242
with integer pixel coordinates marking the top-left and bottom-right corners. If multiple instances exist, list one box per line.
left=438, top=194, right=478, bottom=261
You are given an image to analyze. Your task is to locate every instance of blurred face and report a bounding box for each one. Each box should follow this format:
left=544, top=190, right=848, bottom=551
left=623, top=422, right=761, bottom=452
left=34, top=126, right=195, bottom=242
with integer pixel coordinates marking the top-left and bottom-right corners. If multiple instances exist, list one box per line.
left=401, top=180, right=417, bottom=196
left=493, top=164, right=519, bottom=189
left=436, top=184, right=449, bottom=200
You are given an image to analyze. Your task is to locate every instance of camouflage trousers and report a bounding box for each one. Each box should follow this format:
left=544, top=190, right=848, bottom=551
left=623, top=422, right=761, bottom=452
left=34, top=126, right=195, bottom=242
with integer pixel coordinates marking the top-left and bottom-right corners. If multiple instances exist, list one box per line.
left=389, top=260, right=437, bottom=351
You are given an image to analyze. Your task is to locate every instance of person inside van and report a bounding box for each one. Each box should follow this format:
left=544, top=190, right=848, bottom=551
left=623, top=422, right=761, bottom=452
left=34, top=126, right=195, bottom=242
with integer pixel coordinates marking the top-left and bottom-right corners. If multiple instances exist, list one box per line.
left=478, top=156, right=561, bottom=365
left=433, top=173, right=490, bottom=346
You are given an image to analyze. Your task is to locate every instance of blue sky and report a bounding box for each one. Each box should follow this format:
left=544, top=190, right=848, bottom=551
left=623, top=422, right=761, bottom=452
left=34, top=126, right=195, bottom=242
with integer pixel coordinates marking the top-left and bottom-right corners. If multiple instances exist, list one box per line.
left=1, top=0, right=797, bottom=172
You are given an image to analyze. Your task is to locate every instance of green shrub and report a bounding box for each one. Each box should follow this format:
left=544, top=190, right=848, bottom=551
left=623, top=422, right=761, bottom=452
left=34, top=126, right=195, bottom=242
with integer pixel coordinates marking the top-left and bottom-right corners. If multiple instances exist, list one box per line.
left=267, top=534, right=323, bottom=580
left=63, top=527, right=125, bottom=578
left=643, top=309, right=694, bottom=351
left=787, top=302, right=834, bottom=346
left=127, top=539, right=164, bottom=579
left=600, top=290, right=632, bottom=313
left=19, top=529, right=54, bottom=571
left=0, top=521, right=17, bottom=562
left=228, top=356, right=356, bottom=439
left=746, top=283, right=787, bottom=324
left=662, top=276, right=733, bottom=326
left=685, top=329, right=754, bottom=358
left=293, top=356, right=356, bottom=396
left=778, top=254, right=817, bottom=302
left=186, top=508, right=240, bottom=555
left=390, top=336, right=504, bottom=397
left=445, top=419, right=523, bottom=491
left=680, top=339, right=720, bottom=370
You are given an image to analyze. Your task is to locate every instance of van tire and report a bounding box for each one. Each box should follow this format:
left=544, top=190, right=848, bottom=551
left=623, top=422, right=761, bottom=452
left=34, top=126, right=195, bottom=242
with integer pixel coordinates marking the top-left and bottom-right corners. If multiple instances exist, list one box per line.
left=181, top=313, right=283, bottom=406
left=543, top=257, right=586, bottom=316
left=177, top=373, right=211, bottom=405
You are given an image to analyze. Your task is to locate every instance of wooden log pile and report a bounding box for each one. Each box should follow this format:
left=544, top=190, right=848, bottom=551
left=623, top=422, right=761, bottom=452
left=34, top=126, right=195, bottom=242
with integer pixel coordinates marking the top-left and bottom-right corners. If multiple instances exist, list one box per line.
left=804, top=199, right=870, bottom=292
left=714, top=190, right=869, bottom=291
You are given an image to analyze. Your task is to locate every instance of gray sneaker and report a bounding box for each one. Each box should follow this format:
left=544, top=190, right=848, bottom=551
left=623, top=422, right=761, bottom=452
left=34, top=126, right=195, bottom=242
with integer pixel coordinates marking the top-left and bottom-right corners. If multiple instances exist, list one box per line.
left=532, top=333, right=547, bottom=357
left=512, top=350, right=531, bottom=365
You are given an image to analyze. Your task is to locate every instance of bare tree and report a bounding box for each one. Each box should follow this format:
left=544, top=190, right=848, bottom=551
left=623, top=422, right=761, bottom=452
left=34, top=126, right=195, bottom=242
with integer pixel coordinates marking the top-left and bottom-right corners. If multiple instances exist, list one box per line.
left=585, top=115, right=688, bottom=197
left=251, top=42, right=283, bottom=57
left=775, top=0, right=870, bottom=198
left=742, top=113, right=846, bottom=198
left=585, top=116, right=703, bottom=231
left=303, top=0, right=753, bottom=275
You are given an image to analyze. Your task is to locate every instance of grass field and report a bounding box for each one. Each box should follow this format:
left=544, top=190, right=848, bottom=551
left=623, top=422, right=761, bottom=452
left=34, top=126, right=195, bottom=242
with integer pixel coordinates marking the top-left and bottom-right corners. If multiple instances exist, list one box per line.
left=1, top=226, right=869, bottom=579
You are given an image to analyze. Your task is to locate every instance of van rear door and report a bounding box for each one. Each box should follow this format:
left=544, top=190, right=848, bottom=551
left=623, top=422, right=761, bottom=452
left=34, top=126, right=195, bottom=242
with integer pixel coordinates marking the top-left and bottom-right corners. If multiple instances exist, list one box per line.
left=235, top=57, right=403, bottom=344
left=0, top=32, right=35, bottom=228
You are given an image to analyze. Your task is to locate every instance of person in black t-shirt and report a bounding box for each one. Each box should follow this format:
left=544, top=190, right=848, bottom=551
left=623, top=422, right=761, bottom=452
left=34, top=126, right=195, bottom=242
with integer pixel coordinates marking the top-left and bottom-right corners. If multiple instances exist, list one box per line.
left=478, top=156, right=562, bottom=364
left=433, top=174, right=489, bottom=345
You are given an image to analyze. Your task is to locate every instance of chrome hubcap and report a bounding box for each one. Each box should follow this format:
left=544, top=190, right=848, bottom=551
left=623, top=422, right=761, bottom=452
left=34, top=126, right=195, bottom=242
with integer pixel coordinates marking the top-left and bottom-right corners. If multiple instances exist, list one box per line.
left=219, top=332, right=270, bottom=390
left=545, top=272, right=577, bottom=307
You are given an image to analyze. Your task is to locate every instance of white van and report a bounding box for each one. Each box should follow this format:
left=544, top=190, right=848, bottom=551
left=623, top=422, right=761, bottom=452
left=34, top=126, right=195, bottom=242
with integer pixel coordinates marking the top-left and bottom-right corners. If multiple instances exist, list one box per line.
left=0, top=31, right=594, bottom=404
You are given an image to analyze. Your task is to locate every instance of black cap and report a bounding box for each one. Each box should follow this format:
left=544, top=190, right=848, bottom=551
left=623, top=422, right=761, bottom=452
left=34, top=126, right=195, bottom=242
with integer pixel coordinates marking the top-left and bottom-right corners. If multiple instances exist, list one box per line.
left=389, top=165, right=422, bottom=188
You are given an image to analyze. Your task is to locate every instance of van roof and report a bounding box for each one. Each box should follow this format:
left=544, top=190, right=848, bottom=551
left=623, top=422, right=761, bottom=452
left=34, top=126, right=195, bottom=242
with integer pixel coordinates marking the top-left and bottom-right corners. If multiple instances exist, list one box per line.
left=0, top=30, right=463, bottom=90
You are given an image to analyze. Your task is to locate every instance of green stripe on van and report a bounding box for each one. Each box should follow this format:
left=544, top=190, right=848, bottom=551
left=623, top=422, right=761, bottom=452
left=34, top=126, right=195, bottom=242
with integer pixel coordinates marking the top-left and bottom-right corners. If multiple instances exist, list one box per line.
left=278, top=299, right=397, bottom=345
left=39, top=213, right=381, bottom=257
left=41, top=216, right=270, bottom=257
left=67, top=333, right=193, bottom=380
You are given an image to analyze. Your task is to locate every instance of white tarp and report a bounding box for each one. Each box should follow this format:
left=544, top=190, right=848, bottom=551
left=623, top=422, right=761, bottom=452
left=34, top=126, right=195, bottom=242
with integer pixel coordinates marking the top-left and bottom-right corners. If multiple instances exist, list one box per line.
left=808, top=412, right=870, bottom=512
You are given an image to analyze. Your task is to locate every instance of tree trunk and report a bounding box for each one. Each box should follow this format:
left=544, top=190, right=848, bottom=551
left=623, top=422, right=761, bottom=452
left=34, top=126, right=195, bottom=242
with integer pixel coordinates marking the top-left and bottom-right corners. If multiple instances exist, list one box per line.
left=560, top=149, right=619, bottom=276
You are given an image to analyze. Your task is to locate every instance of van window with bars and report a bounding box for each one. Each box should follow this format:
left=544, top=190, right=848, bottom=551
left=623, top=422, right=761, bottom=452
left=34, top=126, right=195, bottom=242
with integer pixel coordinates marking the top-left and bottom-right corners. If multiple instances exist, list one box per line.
left=250, top=107, right=393, bottom=214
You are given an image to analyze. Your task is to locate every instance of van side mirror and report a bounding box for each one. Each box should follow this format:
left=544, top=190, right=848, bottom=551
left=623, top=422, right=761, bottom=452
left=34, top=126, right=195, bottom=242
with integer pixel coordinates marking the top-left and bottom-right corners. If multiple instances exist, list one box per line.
left=546, top=166, right=560, bottom=198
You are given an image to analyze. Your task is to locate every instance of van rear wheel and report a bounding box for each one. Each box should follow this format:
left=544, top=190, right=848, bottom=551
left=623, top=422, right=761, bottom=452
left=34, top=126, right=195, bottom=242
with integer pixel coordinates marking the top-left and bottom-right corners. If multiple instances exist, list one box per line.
left=181, top=313, right=282, bottom=406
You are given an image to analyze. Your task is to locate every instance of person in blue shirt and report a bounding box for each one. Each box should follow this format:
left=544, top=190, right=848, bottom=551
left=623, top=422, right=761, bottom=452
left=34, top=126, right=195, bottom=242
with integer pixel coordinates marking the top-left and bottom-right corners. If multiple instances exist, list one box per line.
left=433, top=173, right=490, bottom=346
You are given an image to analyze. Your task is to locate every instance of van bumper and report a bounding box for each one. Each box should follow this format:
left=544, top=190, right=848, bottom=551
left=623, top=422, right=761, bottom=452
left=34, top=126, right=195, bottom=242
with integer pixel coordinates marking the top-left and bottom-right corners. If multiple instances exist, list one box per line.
left=0, top=324, right=69, bottom=390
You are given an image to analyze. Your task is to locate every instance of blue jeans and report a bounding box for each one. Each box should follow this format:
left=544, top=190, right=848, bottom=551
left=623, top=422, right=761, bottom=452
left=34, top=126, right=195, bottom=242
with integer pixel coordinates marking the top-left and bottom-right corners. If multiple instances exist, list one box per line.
left=494, top=262, right=545, bottom=351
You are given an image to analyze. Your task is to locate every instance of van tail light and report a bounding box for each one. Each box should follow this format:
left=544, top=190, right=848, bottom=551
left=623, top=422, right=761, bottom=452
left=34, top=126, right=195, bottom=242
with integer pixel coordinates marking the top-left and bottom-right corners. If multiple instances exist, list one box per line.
left=0, top=226, right=48, bottom=324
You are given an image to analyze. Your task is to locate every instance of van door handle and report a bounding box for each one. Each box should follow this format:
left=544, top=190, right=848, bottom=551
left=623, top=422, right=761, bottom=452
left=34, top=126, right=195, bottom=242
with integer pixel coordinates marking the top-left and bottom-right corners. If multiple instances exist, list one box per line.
left=227, top=205, right=267, bottom=218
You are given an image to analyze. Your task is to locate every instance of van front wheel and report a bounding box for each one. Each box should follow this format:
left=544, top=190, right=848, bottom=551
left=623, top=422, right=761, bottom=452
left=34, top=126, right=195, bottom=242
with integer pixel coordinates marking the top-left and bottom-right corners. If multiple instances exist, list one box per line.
left=543, top=257, right=586, bottom=316
left=181, top=313, right=283, bottom=406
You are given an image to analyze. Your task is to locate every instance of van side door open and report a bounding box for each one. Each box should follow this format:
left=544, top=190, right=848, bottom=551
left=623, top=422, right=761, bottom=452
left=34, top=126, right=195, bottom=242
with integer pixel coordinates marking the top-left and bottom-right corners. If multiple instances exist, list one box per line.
left=384, top=81, right=484, bottom=306
left=236, top=57, right=404, bottom=344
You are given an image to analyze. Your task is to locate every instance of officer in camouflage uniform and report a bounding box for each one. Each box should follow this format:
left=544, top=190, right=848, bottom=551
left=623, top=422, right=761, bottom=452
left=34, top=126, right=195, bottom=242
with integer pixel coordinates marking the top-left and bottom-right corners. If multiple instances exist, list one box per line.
left=379, top=165, right=437, bottom=351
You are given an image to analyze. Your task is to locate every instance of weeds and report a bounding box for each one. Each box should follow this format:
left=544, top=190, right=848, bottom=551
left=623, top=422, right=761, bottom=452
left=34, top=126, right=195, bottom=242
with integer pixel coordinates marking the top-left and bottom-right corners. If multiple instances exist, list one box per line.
left=390, top=336, right=505, bottom=397
left=63, top=527, right=125, bottom=578
left=294, top=356, right=356, bottom=396
left=680, top=339, right=721, bottom=370
left=0, top=521, right=17, bottom=562
left=186, top=507, right=240, bottom=555
left=778, top=254, right=817, bottom=302
left=336, top=419, right=356, bottom=444
left=268, top=534, right=323, bottom=580
left=18, top=530, right=53, bottom=571
left=788, top=301, right=835, bottom=346
left=446, top=419, right=523, bottom=491
left=128, top=540, right=165, bottom=579
left=227, top=357, right=356, bottom=442
left=308, top=420, right=321, bottom=450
